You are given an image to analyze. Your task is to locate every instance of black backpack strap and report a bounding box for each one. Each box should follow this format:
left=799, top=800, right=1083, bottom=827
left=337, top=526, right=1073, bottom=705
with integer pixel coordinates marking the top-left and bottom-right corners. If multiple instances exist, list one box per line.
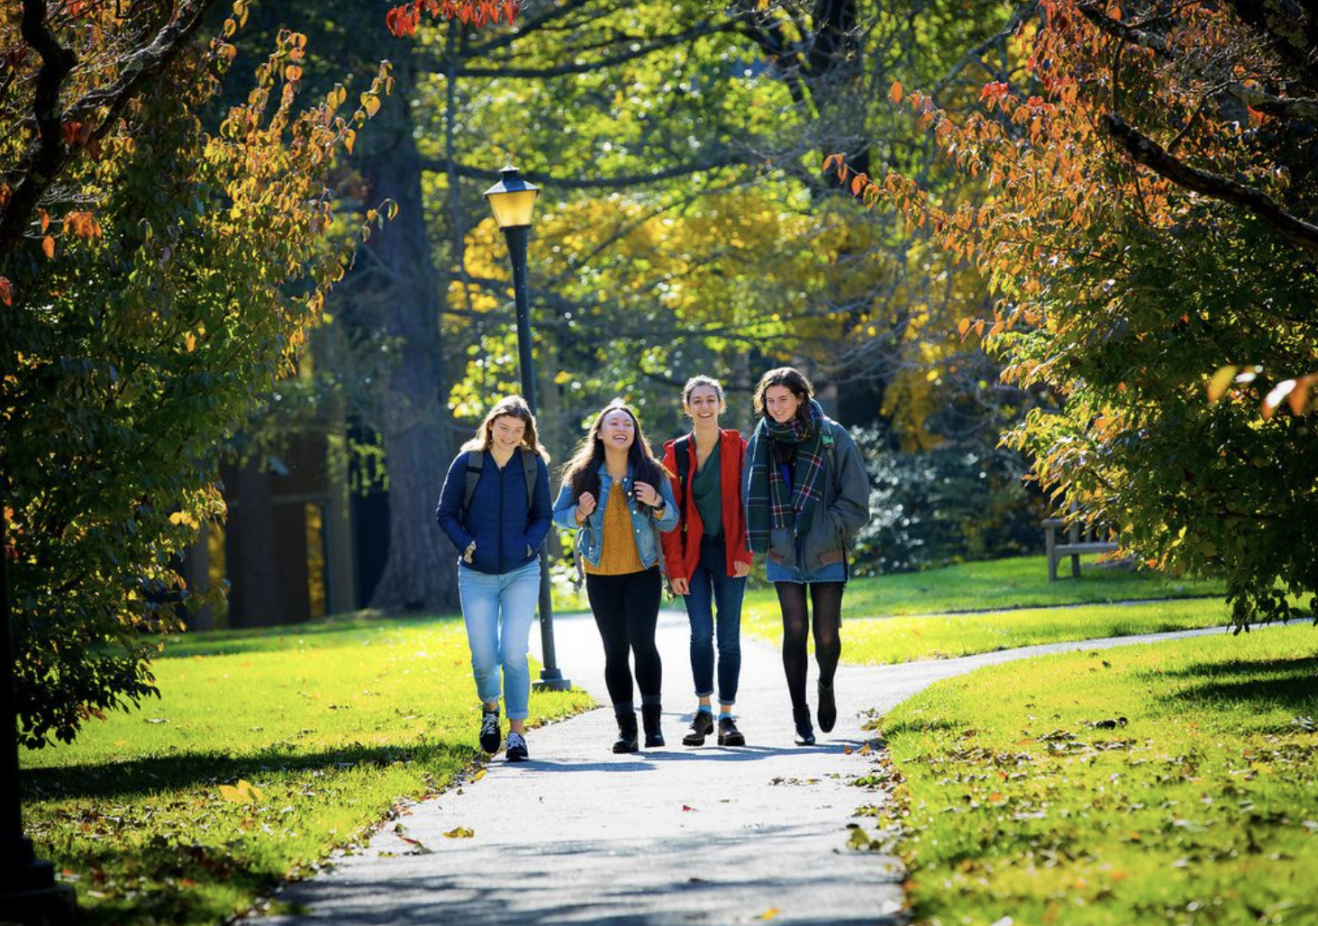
left=519, top=448, right=537, bottom=509
left=461, top=450, right=484, bottom=524
left=674, top=435, right=692, bottom=499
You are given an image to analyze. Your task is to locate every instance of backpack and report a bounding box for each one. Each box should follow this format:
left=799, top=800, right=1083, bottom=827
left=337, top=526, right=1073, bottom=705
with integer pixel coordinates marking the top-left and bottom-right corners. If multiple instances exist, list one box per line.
left=461, top=448, right=538, bottom=525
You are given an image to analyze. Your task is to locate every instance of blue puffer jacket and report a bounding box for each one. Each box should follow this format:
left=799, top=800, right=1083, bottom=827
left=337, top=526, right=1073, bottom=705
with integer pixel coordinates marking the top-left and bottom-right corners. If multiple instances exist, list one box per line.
left=435, top=449, right=552, bottom=575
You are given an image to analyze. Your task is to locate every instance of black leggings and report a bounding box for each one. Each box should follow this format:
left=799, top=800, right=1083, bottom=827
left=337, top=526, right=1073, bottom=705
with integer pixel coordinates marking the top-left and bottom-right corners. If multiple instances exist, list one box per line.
left=586, top=567, right=664, bottom=709
left=775, top=582, right=844, bottom=711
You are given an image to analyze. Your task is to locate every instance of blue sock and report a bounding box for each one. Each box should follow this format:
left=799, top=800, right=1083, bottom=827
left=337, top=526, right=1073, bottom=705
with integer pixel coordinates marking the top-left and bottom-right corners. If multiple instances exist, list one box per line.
left=698, top=704, right=713, bottom=715
left=718, top=709, right=733, bottom=721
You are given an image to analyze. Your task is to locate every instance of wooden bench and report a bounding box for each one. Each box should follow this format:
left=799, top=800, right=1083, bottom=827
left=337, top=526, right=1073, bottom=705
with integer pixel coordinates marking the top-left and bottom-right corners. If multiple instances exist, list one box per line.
left=1043, top=516, right=1119, bottom=581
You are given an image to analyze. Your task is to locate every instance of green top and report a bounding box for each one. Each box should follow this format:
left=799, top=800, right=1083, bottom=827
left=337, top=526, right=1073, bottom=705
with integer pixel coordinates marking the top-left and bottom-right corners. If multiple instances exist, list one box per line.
left=691, top=440, right=722, bottom=538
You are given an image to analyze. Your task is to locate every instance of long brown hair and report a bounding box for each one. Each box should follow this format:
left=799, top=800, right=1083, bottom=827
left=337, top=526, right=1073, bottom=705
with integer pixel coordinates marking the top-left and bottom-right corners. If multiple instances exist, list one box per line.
left=461, top=395, right=550, bottom=461
left=560, top=400, right=670, bottom=500
left=752, top=366, right=814, bottom=424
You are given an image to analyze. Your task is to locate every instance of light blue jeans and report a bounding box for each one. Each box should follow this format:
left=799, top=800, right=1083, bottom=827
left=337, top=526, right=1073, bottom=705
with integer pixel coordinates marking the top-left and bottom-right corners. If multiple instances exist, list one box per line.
left=458, top=559, right=540, bottom=720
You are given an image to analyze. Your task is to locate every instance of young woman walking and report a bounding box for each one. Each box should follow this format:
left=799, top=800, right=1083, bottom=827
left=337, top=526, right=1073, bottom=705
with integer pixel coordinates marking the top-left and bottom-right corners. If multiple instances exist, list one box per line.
left=660, top=376, right=753, bottom=747
left=553, top=400, right=679, bottom=753
left=435, top=396, right=552, bottom=762
left=744, top=368, right=869, bottom=745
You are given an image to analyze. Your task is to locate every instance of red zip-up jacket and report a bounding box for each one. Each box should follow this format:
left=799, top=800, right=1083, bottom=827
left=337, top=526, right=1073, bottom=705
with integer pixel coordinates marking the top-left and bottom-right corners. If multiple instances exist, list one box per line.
left=660, top=428, right=754, bottom=581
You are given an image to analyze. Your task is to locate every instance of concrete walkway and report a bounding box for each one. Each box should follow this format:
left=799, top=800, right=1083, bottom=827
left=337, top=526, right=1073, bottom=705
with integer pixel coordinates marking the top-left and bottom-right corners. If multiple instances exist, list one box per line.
left=260, top=609, right=1246, bottom=926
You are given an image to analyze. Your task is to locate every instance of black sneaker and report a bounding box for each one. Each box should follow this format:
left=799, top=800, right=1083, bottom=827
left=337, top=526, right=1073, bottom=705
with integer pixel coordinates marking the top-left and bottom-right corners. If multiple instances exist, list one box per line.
left=793, top=706, right=815, bottom=746
left=479, top=708, right=501, bottom=754
left=717, top=716, right=746, bottom=747
left=817, top=680, right=837, bottom=734
left=682, top=711, right=715, bottom=746
left=505, top=731, right=528, bottom=762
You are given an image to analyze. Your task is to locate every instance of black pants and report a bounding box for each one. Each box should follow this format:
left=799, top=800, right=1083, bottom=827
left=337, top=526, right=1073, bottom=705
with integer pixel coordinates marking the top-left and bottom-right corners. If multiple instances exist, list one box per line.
left=586, top=566, right=663, bottom=709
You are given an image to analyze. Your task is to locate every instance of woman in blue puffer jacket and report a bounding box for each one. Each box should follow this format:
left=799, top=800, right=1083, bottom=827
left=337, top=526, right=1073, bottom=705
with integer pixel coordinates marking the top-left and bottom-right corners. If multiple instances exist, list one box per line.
left=436, top=396, right=552, bottom=762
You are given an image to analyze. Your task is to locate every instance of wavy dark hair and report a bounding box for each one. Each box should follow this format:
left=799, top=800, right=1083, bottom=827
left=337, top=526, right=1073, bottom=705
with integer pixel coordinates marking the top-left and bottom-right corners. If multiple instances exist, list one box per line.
left=560, top=400, right=671, bottom=501
left=752, top=366, right=814, bottom=424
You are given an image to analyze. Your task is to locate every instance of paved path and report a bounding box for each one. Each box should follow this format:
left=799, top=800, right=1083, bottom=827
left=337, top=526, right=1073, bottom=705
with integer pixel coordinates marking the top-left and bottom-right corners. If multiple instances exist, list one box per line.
left=260, top=610, right=1247, bottom=926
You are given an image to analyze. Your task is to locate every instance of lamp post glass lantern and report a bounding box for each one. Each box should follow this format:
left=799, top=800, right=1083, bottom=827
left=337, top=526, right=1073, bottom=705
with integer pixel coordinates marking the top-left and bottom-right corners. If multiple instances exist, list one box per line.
left=483, top=166, right=569, bottom=692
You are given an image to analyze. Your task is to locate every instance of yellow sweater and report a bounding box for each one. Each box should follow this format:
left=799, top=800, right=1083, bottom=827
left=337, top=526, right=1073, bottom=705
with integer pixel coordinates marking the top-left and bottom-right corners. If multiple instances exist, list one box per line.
left=583, top=486, right=645, bottom=576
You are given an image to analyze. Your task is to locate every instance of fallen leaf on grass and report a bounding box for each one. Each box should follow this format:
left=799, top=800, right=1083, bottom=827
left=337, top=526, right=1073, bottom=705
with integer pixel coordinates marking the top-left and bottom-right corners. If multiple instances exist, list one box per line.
left=443, top=826, right=475, bottom=838
left=219, top=780, right=264, bottom=804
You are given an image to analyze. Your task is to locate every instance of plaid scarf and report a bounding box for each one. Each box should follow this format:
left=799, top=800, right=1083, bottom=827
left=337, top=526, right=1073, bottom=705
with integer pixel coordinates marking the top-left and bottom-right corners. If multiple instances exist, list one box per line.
left=746, top=399, right=830, bottom=553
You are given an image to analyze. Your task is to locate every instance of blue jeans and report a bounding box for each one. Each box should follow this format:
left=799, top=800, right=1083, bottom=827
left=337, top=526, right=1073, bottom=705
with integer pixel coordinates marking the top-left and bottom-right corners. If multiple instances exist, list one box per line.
left=682, top=535, right=746, bottom=704
left=458, top=559, right=540, bottom=720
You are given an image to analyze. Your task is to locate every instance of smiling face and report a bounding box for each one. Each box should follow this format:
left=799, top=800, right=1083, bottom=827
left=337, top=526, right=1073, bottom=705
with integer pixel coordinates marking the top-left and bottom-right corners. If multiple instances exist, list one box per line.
left=685, top=385, right=723, bottom=428
left=764, top=385, right=803, bottom=424
left=598, top=408, right=636, bottom=453
left=490, top=414, right=527, bottom=453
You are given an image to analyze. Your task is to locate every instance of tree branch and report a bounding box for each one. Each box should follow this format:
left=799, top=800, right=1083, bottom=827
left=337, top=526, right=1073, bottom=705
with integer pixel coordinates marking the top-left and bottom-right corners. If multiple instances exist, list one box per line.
left=1, top=0, right=219, bottom=265
left=0, top=0, right=77, bottom=261
left=421, top=153, right=747, bottom=189
left=1105, top=113, right=1318, bottom=254
left=456, top=20, right=731, bottom=79
left=1226, top=81, right=1318, bottom=122
left=1077, top=2, right=1171, bottom=58
left=932, top=1, right=1040, bottom=101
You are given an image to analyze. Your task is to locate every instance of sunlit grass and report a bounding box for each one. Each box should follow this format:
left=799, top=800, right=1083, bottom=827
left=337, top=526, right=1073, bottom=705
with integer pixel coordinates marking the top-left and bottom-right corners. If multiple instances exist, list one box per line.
left=21, top=614, right=594, bottom=925
left=864, top=624, right=1318, bottom=925
left=748, top=598, right=1240, bottom=665
left=743, top=554, right=1225, bottom=619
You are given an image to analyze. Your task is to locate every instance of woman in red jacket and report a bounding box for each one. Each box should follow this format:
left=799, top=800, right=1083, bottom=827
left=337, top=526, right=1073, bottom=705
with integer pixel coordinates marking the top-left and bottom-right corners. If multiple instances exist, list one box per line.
left=661, top=376, right=754, bottom=747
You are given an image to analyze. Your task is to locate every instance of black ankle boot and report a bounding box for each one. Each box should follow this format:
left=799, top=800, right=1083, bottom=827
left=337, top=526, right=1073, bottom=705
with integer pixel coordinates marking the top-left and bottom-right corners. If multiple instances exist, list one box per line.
left=642, top=704, right=665, bottom=748
left=793, top=705, right=815, bottom=746
left=613, top=711, right=639, bottom=754
left=817, top=680, right=837, bottom=734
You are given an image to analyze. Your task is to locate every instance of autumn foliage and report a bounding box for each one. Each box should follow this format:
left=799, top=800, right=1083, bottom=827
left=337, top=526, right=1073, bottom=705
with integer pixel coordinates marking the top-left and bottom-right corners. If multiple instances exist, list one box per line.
left=1, top=1, right=390, bottom=745
left=842, top=0, right=1318, bottom=627
left=385, top=0, right=520, bottom=37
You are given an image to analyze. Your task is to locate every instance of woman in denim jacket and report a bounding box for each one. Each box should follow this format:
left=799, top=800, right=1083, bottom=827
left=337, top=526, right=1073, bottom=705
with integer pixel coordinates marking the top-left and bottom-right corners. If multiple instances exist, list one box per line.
left=553, top=400, right=679, bottom=753
left=436, top=397, right=552, bottom=762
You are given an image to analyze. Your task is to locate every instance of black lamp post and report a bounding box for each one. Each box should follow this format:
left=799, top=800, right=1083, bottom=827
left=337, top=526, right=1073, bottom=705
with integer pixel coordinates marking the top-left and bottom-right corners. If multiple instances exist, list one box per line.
left=483, top=165, right=570, bottom=692
left=1, top=487, right=77, bottom=924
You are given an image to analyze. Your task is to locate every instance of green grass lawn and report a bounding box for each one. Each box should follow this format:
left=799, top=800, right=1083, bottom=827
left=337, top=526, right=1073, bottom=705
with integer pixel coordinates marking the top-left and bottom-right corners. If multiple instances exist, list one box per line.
left=743, top=554, right=1225, bottom=620
left=749, top=598, right=1242, bottom=665
left=20, top=614, right=594, bottom=925
left=862, top=624, right=1318, bottom=925
left=740, top=555, right=1232, bottom=664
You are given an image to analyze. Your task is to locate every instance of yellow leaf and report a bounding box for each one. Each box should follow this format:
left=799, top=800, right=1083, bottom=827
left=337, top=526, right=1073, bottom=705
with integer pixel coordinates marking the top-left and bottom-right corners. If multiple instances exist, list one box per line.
left=443, top=826, right=475, bottom=838
left=185, top=333, right=197, bottom=353
left=344, top=129, right=356, bottom=154
left=219, top=784, right=245, bottom=802
left=760, top=909, right=780, bottom=921
left=1206, top=365, right=1237, bottom=403
left=365, top=96, right=382, bottom=118
left=472, top=768, right=487, bottom=781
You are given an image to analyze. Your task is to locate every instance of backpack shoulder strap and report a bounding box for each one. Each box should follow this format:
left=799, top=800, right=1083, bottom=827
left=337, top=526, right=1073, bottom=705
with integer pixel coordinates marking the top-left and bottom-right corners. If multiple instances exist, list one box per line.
left=519, top=448, right=537, bottom=509
left=674, top=435, right=692, bottom=498
left=461, top=450, right=484, bottom=522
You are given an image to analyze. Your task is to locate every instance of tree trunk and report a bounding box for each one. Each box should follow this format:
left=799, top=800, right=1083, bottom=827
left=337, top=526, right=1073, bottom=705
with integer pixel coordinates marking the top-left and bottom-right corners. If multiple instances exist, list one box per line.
left=359, top=57, right=456, bottom=612
left=227, top=456, right=282, bottom=627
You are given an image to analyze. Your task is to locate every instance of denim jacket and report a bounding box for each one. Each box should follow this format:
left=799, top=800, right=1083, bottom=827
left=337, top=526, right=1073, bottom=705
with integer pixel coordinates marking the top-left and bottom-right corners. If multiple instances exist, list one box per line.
left=553, top=462, right=680, bottom=573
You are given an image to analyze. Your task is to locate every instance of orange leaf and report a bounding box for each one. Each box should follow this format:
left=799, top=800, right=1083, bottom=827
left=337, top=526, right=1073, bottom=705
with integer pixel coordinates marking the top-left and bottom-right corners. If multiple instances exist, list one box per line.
left=42, top=236, right=55, bottom=259
left=1287, top=375, right=1314, bottom=415
left=958, top=318, right=971, bottom=337
left=40, top=209, right=50, bottom=234
left=888, top=80, right=903, bottom=105
left=0, top=277, right=11, bottom=306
